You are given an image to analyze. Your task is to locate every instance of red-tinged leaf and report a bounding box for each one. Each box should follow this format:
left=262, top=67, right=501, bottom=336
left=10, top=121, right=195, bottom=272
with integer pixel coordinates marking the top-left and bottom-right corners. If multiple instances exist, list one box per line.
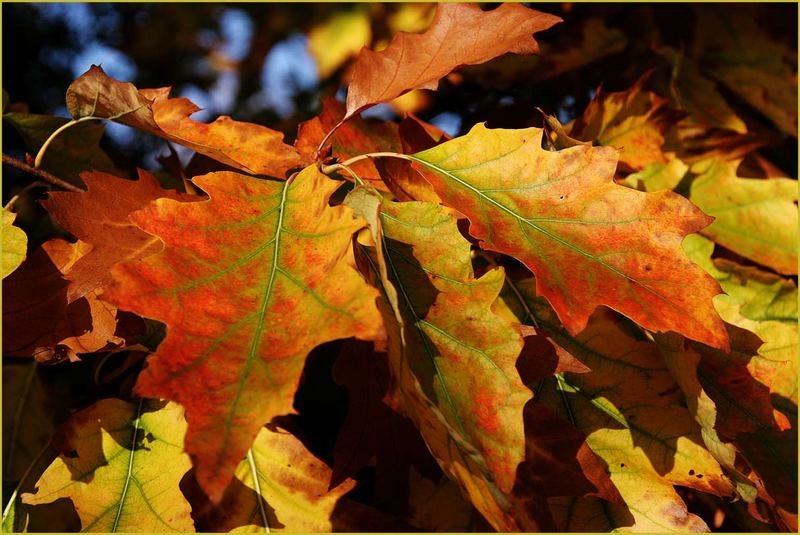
left=409, top=123, right=729, bottom=350
left=349, top=189, right=616, bottom=530
left=106, top=165, right=383, bottom=501
left=3, top=240, right=125, bottom=361
left=42, top=169, right=199, bottom=303
left=295, top=97, right=401, bottom=190
left=66, top=65, right=308, bottom=178
left=345, top=3, right=561, bottom=119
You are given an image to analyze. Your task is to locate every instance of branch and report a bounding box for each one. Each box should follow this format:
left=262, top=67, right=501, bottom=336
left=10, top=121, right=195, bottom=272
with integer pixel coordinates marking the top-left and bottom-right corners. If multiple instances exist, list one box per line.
left=2, top=153, right=84, bottom=192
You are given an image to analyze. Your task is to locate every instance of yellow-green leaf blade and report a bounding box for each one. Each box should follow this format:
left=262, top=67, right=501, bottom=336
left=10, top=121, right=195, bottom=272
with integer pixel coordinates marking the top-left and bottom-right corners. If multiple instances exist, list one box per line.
left=411, top=123, right=729, bottom=350
left=22, top=399, right=194, bottom=532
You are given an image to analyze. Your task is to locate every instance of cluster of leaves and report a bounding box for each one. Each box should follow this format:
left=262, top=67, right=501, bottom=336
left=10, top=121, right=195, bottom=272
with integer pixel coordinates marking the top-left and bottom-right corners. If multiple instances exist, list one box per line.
left=2, top=3, right=797, bottom=532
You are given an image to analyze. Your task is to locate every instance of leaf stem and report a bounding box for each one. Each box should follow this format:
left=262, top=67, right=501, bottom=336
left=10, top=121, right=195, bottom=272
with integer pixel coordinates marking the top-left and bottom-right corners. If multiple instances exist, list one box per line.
left=2, top=153, right=84, bottom=192
left=33, top=116, right=98, bottom=169
left=246, top=448, right=270, bottom=533
left=315, top=119, right=346, bottom=158
left=319, top=151, right=414, bottom=175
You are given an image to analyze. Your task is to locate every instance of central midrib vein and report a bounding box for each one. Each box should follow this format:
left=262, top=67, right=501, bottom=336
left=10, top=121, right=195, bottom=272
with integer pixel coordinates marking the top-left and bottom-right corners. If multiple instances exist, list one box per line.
left=112, top=398, right=144, bottom=532
left=217, top=180, right=290, bottom=469
left=406, top=155, right=674, bottom=305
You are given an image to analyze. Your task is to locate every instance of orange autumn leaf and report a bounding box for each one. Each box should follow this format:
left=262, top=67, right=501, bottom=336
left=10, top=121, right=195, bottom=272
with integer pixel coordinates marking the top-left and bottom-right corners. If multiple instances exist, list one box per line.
left=67, top=65, right=308, bottom=178
left=42, top=169, right=198, bottom=303
left=106, top=165, right=383, bottom=501
left=569, top=74, right=685, bottom=171
left=345, top=3, right=561, bottom=119
left=409, top=123, right=729, bottom=350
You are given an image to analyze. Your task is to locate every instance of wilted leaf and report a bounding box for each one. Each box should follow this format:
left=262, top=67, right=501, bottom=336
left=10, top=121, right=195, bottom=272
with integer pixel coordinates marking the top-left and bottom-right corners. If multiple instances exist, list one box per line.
left=22, top=398, right=195, bottom=532
left=308, top=7, right=371, bottom=79
left=345, top=3, right=560, bottom=118
left=66, top=65, right=308, bottom=178
left=505, top=279, right=735, bottom=531
left=107, top=165, right=382, bottom=501
left=42, top=169, right=198, bottom=302
left=689, top=159, right=798, bottom=275
left=2, top=208, right=27, bottom=278
left=3, top=112, right=123, bottom=186
left=409, top=123, right=729, bottom=350
left=569, top=75, right=685, bottom=171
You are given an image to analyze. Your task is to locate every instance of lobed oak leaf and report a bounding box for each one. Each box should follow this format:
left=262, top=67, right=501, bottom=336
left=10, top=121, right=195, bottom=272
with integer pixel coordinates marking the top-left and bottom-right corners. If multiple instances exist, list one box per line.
left=2, top=208, right=27, bottom=278
left=2, top=240, right=125, bottom=361
left=350, top=190, right=615, bottom=530
left=66, top=65, right=308, bottom=178
left=689, top=158, right=798, bottom=275
left=569, top=74, right=686, bottom=171
left=506, top=280, right=735, bottom=531
left=345, top=3, right=561, bottom=119
left=42, top=169, right=199, bottom=303
left=409, top=123, right=730, bottom=350
left=195, top=422, right=403, bottom=532
left=22, top=399, right=195, bottom=532
left=106, top=165, right=383, bottom=502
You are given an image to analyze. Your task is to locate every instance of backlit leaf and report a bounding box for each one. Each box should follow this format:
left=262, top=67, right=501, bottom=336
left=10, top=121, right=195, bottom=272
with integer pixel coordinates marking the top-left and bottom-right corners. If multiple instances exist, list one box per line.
left=505, top=279, right=735, bottom=531
left=345, top=3, right=561, bottom=118
left=197, top=423, right=401, bottom=532
left=2, top=208, right=27, bottom=278
left=689, top=159, right=798, bottom=275
left=107, top=165, right=383, bottom=501
left=66, top=65, right=308, bottom=178
left=569, top=75, right=685, bottom=171
left=22, top=398, right=195, bottom=532
left=42, top=169, right=198, bottom=303
left=409, top=123, right=729, bottom=350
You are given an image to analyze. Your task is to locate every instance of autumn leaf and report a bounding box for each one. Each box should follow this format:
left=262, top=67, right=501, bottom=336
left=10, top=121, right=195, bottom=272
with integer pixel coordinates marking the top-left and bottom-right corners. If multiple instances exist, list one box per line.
left=22, top=398, right=195, bottom=532
left=568, top=74, right=685, bottom=171
left=3, top=240, right=125, bottom=361
left=348, top=190, right=537, bottom=530
left=689, top=159, right=798, bottom=275
left=295, top=97, right=401, bottom=190
left=196, top=422, right=401, bottom=532
left=107, top=165, right=383, bottom=501
left=66, top=65, right=308, bottom=178
left=504, top=279, right=735, bottom=531
left=691, top=6, right=797, bottom=137
left=3, top=111, right=124, bottom=186
left=2, top=208, right=27, bottom=278
left=42, top=169, right=198, bottom=303
left=655, top=46, right=747, bottom=134
left=408, top=123, right=729, bottom=350
left=345, top=3, right=561, bottom=119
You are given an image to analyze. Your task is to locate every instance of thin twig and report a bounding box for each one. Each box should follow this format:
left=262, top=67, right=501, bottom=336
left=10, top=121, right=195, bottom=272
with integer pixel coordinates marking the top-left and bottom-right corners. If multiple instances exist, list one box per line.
left=319, top=151, right=414, bottom=175
left=2, top=153, right=84, bottom=192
